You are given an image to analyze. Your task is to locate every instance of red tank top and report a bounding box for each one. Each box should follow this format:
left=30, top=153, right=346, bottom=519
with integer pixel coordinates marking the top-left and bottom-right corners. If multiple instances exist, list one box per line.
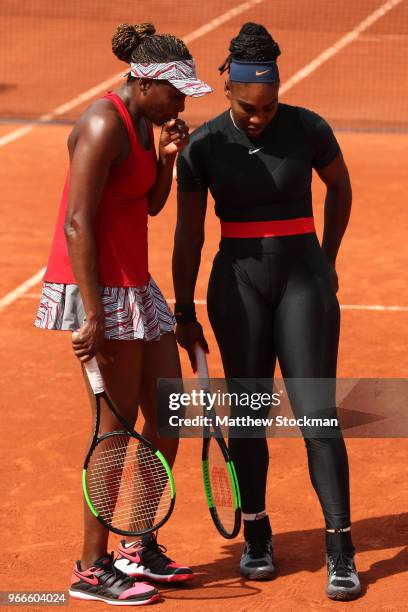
left=44, top=92, right=157, bottom=286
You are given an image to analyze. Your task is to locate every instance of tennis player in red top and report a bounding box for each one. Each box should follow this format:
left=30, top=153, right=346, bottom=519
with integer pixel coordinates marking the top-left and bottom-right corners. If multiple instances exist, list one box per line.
left=35, top=23, right=211, bottom=606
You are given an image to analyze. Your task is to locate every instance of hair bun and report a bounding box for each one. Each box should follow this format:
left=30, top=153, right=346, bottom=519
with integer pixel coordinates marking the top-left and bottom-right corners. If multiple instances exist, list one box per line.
left=112, top=22, right=156, bottom=63
left=238, top=22, right=268, bottom=37
left=230, top=22, right=281, bottom=61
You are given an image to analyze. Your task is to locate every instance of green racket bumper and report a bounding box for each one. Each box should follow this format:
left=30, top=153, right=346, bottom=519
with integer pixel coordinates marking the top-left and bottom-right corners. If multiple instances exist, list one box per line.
left=155, top=449, right=176, bottom=498
left=226, top=461, right=241, bottom=510
left=82, top=469, right=99, bottom=517
left=202, top=459, right=215, bottom=508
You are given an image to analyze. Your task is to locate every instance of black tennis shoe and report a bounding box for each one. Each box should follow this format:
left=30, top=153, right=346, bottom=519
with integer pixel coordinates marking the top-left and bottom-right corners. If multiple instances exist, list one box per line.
left=240, top=537, right=275, bottom=580
left=326, top=552, right=361, bottom=600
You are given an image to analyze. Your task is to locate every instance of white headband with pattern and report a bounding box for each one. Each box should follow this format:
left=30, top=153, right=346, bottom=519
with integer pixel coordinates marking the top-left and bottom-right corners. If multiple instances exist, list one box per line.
left=130, top=60, right=212, bottom=97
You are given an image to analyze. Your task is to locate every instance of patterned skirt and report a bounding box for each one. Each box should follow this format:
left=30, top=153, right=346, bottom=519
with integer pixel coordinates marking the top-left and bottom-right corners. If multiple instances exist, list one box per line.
left=34, top=277, right=175, bottom=341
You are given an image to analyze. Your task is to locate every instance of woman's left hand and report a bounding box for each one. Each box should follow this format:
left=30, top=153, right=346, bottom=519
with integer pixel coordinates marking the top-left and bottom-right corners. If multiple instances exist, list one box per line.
left=159, top=119, right=190, bottom=159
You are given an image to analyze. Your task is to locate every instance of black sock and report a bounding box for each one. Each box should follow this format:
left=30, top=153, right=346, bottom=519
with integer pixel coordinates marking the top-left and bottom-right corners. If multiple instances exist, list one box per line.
left=244, top=516, right=272, bottom=541
left=326, top=530, right=355, bottom=555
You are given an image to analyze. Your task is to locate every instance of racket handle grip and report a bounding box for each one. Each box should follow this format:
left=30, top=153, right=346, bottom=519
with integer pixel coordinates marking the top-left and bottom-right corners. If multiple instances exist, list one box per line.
left=84, top=358, right=105, bottom=394
left=194, top=343, right=210, bottom=386
left=72, top=332, right=105, bottom=394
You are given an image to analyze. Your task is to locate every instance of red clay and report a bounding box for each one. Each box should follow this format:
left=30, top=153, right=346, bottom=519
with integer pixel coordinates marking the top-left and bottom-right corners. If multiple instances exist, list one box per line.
left=1, top=3, right=408, bottom=609
left=1, top=129, right=407, bottom=611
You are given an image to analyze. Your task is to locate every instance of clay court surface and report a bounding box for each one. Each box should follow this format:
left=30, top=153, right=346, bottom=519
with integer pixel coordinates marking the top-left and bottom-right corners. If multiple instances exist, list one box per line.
left=1, top=1, right=408, bottom=610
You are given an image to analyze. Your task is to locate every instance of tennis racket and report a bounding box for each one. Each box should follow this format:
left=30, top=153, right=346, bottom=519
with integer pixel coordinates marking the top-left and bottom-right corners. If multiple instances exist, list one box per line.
left=195, top=344, right=241, bottom=539
left=82, top=355, right=175, bottom=537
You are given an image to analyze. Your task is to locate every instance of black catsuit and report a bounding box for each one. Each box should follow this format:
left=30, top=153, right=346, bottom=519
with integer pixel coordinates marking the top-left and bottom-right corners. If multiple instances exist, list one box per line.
left=177, top=104, right=350, bottom=529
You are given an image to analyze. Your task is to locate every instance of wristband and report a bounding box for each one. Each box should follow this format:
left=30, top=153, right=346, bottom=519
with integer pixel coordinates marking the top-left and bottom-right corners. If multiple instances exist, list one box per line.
left=174, top=302, right=197, bottom=324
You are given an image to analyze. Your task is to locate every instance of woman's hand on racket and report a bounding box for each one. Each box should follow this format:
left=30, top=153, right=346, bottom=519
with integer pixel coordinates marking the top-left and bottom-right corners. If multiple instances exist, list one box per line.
left=175, top=321, right=209, bottom=372
left=159, top=119, right=190, bottom=158
left=72, top=316, right=105, bottom=362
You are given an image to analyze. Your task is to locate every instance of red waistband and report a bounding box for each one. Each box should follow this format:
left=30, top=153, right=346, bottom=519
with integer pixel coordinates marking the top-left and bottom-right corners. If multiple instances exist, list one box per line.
left=221, top=217, right=315, bottom=238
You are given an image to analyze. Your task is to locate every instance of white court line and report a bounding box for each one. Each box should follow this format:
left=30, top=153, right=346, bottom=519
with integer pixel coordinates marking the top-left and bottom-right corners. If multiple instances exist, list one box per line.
left=0, top=0, right=263, bottom=149
left=0, top=0, right=403, bottom=311
left=279, top=0, right=404, bottom=95
left=165, top=300, right=408, bottom=312
left=340, top=304, right=408, bottom=312
left=0, top=73, right=126, bottom=149
left=0, top=268, right=46, bottom=312
left=16, top=293, right=408, bottom=313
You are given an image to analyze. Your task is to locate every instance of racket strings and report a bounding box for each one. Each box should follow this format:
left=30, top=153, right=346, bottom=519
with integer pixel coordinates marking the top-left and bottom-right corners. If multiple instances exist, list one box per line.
left=90, top=462, right=170, bottom=528
left=208, top=439, right=236, bottom=533
left=87, top=434, right=171, bottom=532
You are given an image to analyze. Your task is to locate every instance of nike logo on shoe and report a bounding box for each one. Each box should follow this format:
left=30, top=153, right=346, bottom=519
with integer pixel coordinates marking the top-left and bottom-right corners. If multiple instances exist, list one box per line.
left=73, top=569, right=98, bottom=586
left=248, top=148, right=264, bottom=155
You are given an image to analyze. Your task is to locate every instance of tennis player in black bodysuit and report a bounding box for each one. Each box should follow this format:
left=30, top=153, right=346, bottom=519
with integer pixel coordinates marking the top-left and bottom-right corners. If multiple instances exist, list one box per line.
left=173, top=23, right=361, bottom=601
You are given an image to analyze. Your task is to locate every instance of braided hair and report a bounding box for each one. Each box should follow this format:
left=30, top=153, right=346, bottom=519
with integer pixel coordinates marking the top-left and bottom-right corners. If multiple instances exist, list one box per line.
left=219, top=22, right=281, bottom=75
left=112, top=22, right=192, bottom=80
